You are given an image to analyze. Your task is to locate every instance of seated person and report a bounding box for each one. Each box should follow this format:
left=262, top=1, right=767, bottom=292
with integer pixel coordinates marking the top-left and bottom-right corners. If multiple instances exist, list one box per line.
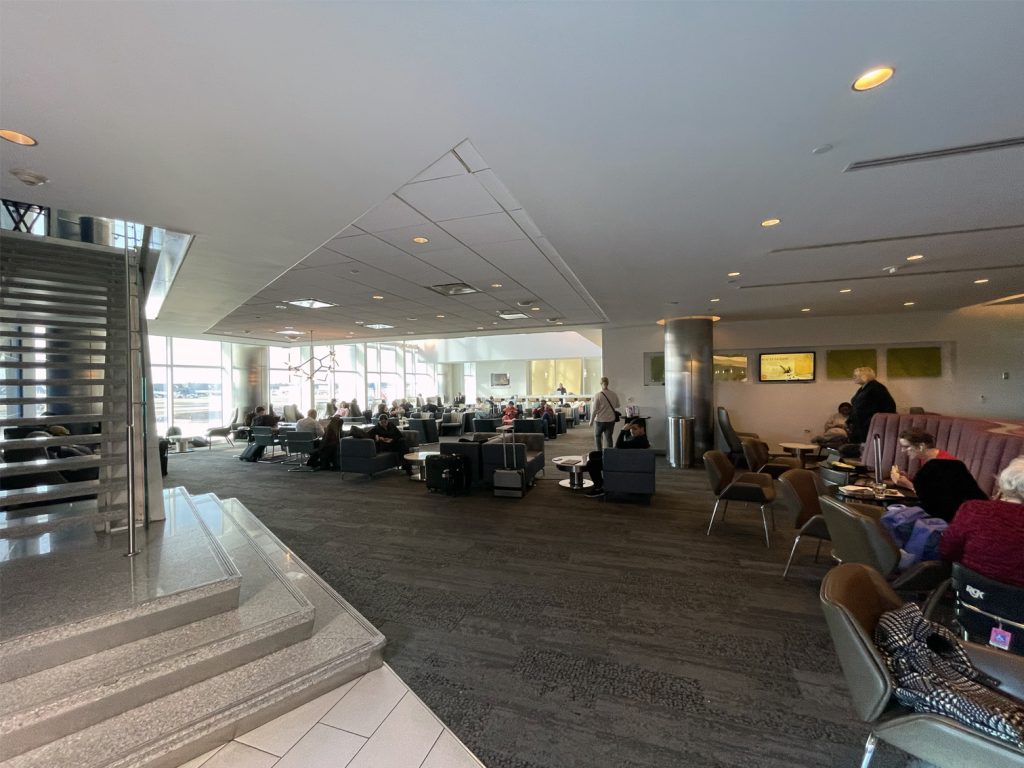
left=361, top=413, right=410, bottom=472
left=812, top=402, right=852, bottom=447
left=334, top=402, right=349, bottom=417
left=295, top=408, right=325, bottom=438
left=250, top=406, right=276, bottom=428
left=939, top=457, right=1024, bottom=588
left=890, top=427, right=986, bottom=522
left=348, top=399, right=362, bottom=418
left=532, top=400, right=556, bottom=432
left=585, top=418, right=650, bottom=497
left=308, top=416, right=343, bottom=470
left=501, top=401, right=518, bottom=425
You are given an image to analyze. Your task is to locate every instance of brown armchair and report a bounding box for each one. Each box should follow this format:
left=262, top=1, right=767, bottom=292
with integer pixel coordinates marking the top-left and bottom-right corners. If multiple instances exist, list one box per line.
left=716, top=406, right=759, bottom=467
left=703, top=450, right=775, bottom=547
left=820, top=563, right=1024, bottom=767
left=778, top=468, right=832, bottom=579
left=740, top=437, right=801, bottom=479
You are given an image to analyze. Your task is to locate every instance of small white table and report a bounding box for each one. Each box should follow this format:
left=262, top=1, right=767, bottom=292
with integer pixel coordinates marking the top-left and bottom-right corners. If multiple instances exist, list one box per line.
left=779, top=442, right=821, bottom=467
left=552, top=455, right=593, bottom=490
left=403, top=450, right=439, bottom=481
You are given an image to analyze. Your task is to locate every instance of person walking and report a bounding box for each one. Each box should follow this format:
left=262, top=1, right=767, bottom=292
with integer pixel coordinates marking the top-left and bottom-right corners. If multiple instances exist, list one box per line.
left=591, top=376, right=621, bottom=450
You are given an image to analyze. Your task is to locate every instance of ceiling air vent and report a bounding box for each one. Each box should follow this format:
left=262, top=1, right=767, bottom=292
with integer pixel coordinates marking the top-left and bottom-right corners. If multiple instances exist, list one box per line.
left=845, top=136, right=1024, bottom=171
left=497, top=311, right=529, bottom=320
left=428, top=282, right=478, bottom=296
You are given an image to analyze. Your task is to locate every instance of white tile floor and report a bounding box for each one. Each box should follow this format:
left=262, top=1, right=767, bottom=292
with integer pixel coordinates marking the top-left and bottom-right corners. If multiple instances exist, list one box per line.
left=175, top=665, right=484, bottom=768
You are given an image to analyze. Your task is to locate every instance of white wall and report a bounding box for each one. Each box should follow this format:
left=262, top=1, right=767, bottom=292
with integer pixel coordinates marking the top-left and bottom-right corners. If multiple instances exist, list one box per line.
left=474, top=360, right=530, bottom=402
left=435, top=331, right=601, bottom=363
left=603, top=304, right=1024, bottom=452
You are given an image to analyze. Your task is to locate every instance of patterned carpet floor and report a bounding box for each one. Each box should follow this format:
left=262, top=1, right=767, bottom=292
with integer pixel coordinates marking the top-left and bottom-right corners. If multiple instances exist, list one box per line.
left=165, top=428, right=931, bottom=768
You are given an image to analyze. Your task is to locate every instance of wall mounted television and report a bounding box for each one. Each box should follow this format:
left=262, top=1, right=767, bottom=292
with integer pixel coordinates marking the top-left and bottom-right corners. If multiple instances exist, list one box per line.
left=490, top=372, right=510, bottom=387
left=759, top=352, right=816, bottom=382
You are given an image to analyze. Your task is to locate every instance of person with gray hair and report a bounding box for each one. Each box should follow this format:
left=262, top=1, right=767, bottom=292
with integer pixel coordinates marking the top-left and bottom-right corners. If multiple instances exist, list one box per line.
left=847, top=366, right=896, bottom=443
left=939, top=457, right=1024, bottom=588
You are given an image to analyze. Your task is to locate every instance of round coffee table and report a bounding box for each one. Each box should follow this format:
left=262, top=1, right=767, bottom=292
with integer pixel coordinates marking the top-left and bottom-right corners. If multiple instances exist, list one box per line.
left=404, top=450, right=439, bottom=481
left=552, top=455, right=593, bottom=490
left=779, top=442, right=822, bottom=467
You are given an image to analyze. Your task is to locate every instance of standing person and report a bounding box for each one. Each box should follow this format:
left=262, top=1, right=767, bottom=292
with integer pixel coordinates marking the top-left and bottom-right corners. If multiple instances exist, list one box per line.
left=591, top=376, right=621, bottom=450
left=847, top=367, right=896, bottom=443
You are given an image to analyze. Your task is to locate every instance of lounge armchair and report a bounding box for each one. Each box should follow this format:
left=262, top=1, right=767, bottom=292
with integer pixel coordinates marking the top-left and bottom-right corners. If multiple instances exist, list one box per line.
left=481, top=433, right=545, bottom=487
left=339, top=437, right=400, bottom=478
left=716, top=406, right=760, bottom=467
left=603, top=447, right=656, bottom=503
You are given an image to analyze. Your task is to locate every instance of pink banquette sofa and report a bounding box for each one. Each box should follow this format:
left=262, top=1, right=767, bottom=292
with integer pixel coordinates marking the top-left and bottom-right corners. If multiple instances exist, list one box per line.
left=864, top=413, right=1024, bottom=497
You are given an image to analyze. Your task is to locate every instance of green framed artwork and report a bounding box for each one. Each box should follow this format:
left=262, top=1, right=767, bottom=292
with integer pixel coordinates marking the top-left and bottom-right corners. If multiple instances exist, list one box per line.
left=644, top=352, right=665, bottom=385
left=826, top=349, right=877, bottom=380
left=887, top=347, right=942, bottom=378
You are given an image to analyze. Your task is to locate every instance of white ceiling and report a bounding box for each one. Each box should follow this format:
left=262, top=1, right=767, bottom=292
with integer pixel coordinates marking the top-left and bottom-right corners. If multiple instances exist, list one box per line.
left=2, top=2, right=1023, bottom=343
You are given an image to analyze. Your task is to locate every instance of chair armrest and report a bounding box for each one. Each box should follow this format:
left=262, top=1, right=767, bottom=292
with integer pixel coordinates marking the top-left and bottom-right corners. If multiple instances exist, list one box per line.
left=735, top=431, right=760, bottom=439
left=734, top=471, right=773, bottom=489
left=962, top=642, right=1024, bottom=701
left=890, top=559, right=951, bottom=593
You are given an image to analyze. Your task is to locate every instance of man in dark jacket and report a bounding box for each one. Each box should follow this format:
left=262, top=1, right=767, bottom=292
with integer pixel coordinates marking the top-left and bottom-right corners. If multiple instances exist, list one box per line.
left=847, top=367, right=896, bottom=443
left=367, top=414, right=410, bottom=472
left=586, top=418, right=650, bottom=497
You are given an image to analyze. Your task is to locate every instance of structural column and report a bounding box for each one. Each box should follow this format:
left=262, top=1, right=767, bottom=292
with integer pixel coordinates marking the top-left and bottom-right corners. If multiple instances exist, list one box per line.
left=664, top=317, right=714, bottom=465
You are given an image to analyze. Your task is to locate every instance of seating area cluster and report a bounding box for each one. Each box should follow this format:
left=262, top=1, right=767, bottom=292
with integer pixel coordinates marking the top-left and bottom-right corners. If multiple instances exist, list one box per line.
left=708, top=404, right=1024, bottom=766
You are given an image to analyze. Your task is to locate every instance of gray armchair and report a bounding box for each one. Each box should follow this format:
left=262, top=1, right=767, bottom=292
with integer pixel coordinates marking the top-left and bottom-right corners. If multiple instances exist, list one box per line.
left=603, top=448, right=655, bottom=502
left=439, top=412, right=464, bottom=437
left=703, top=449, right=775, bottom=547
left=339, top=436, right=399, bottom=478
left=512, top=418, right=544, bottom=434
left=473, top=417, right=499, bottom=433
left=820, top=563, right=1024, bottom=768
left=481, top=434, right=545, bottom=487
left=407, top=417, right=439, bottom=444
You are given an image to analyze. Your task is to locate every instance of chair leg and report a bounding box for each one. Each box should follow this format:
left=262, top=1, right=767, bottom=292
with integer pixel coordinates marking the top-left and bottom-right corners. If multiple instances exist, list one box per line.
left=759, top=504, right=771, bottom=547
left=782, top=535, right=802, bottom=579
left=813, top=539, right=823, bottom=562
left=706, top=498, right=722, bottom=536
left=860, top=733, right=878, bottom=768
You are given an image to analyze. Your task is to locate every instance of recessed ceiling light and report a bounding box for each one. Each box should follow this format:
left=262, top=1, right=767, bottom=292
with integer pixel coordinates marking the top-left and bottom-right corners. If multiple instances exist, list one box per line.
left=811, top=143, right=834, bottom=155
left=801, top=308, right=811, bottom=312
left=412, top=236, right=429, bottom=244
left=839, top=288, right=853, bottom=294
left=276, top=330, right=302, bottom=336
left=350, top=269, right=360, bottom=274
left=906, top=254, right=925, bottom=261
left=364, top=323, right=394, bottom=330
left=852, top=66, right=894, bottom=92
left=497, top=311, right=529, bottom=320
left=406, top=317, right=418, bottom=321
left=371, top=295, right=384, bottom=300
left=275, top=305, right=287, bottom=309
left=490, top=283, right=503, bottom=288
left=0, top=129, right=38, bottom=146
left=10, top=168, right=48, bottom=186
left=710, top=298, right=721, bottom=303
left=477, top=326, right=484, bottom=330
left=354, top=320, right=365, bottom=325
left=428, top=282, right=477, bottom=296
left=974, top=278, right=989, bottom=284
left=555, top=322, right=564, bottom=326
left=287, top=298, right=336, bottom=309
left=903, top=301, right=915, bottom=306
left=407, top=331, right=414, bottom=334
left=760, top=218, right=781, bottom=228
left=436, top=314, right=445, bottom=318
left=530, top=306, right=540, bottom=311
left=727, top=272, right=741, bottom=277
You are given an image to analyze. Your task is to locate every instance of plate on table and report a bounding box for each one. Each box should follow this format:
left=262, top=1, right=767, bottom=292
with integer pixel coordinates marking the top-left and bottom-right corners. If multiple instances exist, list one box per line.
left=840, top=485, right=872, bottom=495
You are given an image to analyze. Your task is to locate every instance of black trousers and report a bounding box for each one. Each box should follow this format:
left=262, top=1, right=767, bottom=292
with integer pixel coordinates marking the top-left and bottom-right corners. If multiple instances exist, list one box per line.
left=586, top=450, right=603, bottom=487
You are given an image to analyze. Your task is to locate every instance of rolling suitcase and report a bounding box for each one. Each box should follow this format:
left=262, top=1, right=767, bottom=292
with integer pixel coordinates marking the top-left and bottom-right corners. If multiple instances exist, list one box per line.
left=425, top=454, right=469, bottom=495
left=239, top=443, right=264, bottom=462
left=493, top=435, right=526, bottom=498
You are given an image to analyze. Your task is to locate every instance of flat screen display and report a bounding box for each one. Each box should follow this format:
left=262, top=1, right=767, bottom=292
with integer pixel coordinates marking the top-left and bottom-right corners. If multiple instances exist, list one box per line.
left=759, top=352, right=815, bottom=382
left=490, top=372, right=510, bottom=387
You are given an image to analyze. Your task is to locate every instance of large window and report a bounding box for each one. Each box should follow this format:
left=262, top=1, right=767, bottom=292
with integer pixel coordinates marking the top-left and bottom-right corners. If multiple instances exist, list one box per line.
left=148, top=335, right=228, bottom=435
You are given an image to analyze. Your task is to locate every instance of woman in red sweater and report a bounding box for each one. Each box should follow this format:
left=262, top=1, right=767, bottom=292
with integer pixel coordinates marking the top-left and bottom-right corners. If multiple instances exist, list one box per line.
left=940, top=456, right=1024, bottom=588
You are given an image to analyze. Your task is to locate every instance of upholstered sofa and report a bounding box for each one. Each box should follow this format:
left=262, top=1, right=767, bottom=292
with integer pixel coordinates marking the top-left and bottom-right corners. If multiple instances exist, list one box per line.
left=603, top=448, right=656, bottom=502
left=338, top=429, right=419, bottom=478
left=480, top=433, right=546, bottom=487
left=864, top=413, right=1024, bottom=496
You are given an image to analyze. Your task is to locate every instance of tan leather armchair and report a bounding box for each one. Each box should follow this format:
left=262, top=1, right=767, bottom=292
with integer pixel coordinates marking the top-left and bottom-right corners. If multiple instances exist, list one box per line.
left=820, top=563, right=1024, bottom=767
left=703, top=450, right=775, bottom=547
left=740, top=436, right=801, bottom=479
left=778, top=468, right=831, bottom=579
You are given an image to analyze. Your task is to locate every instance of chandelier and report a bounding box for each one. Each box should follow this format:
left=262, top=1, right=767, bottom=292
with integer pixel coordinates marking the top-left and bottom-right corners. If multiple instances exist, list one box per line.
left=287, top=330, right=341, bottom=382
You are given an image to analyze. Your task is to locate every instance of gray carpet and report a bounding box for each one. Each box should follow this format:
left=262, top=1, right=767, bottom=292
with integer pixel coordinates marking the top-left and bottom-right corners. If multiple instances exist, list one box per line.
left=164, top=429, right=927, bottom=768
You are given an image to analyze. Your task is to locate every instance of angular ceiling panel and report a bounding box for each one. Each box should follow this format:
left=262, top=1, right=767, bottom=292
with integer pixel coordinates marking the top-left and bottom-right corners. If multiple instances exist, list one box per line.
left=351, top=195, right=429, bottom=234
left=397, top=173, right=503, bottom=221
left=409, top=151, right=468, bottom=183
left=439, top=212, right=527, bottom=248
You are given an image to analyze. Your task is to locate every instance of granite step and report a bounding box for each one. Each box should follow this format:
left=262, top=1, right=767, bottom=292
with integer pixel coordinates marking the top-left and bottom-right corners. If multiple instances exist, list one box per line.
left=0, top=502, right=241, bottom=683
left=0, top=489, right=386, bottom=768
left=0, top=500, right=128, bottom=541
left=0, top=493, right=316, bottom=760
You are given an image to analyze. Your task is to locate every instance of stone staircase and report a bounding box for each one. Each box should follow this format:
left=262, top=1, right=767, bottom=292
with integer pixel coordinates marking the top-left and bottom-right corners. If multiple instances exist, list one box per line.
left=0, top=488, right=385, bottom=768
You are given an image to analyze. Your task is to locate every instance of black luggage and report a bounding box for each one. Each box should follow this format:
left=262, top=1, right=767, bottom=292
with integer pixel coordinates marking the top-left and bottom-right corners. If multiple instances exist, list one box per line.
left=425, top=453, right=469, bottom=495
left=239, top=443, right=264, bottom=462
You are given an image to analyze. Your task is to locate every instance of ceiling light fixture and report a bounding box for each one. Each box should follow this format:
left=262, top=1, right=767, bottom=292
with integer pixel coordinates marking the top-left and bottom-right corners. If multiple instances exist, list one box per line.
left=354, top=320, right=365, bottom=325
left=364, top=323, right=394, bottom=330
left=760, top=218, right=781, bottom=228
left=852, top=66, right=894, bottom=92
left=974, top=278, right=989, bottom=284
left=406, top=317, right=418, bottom=321
left=371, top=295, right=384, bottom=300
left=727, top=271, right=741, bottom=277
left=477, top=326, right=484, bottom=330
left=436, top=314, right=446, bottom=318
left=812, top=143, right=834, bottom=155
left=530, top=306, right=540, bottom=311
left=285, top=330, right=342, bottom=381
left=907, top=254, right=925, bottom=261
left=0, top=129, right=38, bottom=146
left=801, top=308, right=811, bottom=312
left=287, top=298, right=336, bottom=309
left=10, top=169, right=48, bottom=186
left=412, top=236, right=429, bottom=244
left=275, top=305, right=287, bottom=310
left=839, top=288, right=853, bottom=294
left=490, top=283, right=503, bottom=288
left=555, top=322, right=564, bottom=326
left=428, top=282, right=478, bottom=296
left=710, top=298, right=720, bottom=303
left=497, top=311, right=529, bottom=320
left=904, top=301, right=915, bottom=306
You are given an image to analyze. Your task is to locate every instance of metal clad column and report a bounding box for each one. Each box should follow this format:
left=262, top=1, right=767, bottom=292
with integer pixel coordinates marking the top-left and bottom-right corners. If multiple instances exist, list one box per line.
left=664, top=317, right=714, bottom=466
